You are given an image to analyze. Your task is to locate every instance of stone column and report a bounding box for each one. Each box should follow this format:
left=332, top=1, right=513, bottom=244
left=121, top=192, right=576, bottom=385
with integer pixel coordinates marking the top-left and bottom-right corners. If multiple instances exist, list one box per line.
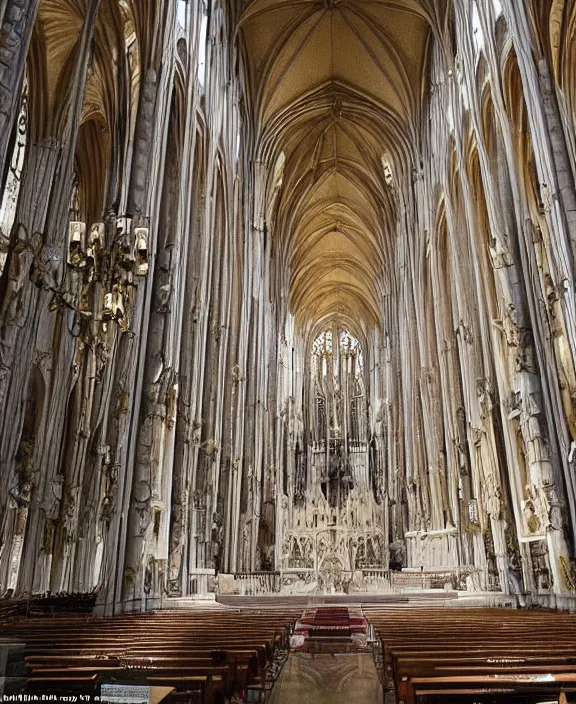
left=0, top=0, right=39, bottom=179
left=0, top=0, right=103, bottom=594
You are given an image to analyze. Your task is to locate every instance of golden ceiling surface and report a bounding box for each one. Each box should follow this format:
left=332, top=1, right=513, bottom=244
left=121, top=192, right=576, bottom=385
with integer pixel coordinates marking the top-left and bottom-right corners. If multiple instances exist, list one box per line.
left=239, top=0, right=439, bottom=333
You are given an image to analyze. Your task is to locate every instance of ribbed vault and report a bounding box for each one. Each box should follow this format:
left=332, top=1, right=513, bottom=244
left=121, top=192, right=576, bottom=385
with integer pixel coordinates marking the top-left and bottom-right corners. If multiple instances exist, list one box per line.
left=239, top=0, right=441, bottom=331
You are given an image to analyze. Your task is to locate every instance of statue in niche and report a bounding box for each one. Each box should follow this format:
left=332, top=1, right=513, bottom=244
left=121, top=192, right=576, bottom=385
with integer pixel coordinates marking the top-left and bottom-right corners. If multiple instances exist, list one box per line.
left=542, top=481, right=563, bottom=531
left=144, top=565, right=152, bottom=595
left=354, top=537, right=366, bottom=569
left=522, top=494, right=541, bottom=535
left=132, top=480, right=153, bottom=536
left=506, top=534, right=526, bottom=605
left=319, top=554, right=344, bottom=593
left=525, top=478, right=555, bottom=537
left=62, top=485, right=79, bottom=540
left=366, top=536, right=379, bottom=566
left=317, top=535, right=330, bottom=565
left=211, top=512, right=224, bottom=573
left=154, top=247, right=172, bottom=314
left=530, top=540, right=551, bottom=591
left=99, top=461, right=117, bottom=528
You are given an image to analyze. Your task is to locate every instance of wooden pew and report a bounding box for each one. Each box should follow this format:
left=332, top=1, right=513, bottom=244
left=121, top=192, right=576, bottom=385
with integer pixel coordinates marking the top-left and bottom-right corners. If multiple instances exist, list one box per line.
left=363, top=606, right=576, bottom=703
left=0, top=606, right=299, bottom=703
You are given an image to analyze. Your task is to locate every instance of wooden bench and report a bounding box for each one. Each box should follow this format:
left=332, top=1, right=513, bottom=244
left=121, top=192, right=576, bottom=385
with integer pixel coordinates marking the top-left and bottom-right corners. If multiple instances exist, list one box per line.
left=363, top=606, right=576, bottom=703
left=0, top=606, right=299, bottom=703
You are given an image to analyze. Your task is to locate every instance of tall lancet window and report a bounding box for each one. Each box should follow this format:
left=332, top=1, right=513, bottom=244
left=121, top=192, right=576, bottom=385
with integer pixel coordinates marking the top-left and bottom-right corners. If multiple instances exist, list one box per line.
left=339, top=330, right=365, bottom=446
left=312, top=330, right=332, bottom=445
left=310, top=327, right=368, bottom=507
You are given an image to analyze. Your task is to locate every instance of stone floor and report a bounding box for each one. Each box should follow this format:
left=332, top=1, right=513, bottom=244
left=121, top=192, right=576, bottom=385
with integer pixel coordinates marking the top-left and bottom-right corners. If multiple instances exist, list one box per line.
left=269, top=652, right=383, bottom=704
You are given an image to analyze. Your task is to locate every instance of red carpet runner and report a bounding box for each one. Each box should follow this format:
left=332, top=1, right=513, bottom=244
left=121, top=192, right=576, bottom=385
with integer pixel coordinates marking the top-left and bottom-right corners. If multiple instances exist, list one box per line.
left=290, top=606, right=369, bottom=652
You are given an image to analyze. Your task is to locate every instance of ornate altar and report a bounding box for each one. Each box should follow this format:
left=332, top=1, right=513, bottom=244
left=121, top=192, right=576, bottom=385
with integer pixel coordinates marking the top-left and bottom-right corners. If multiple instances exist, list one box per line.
left=277, top=328, right=388, bottom=593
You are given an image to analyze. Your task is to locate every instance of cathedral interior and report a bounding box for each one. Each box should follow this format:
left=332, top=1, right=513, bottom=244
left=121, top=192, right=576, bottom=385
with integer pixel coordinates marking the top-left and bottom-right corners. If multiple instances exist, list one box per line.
left=2, top=0, right=576, bottom=702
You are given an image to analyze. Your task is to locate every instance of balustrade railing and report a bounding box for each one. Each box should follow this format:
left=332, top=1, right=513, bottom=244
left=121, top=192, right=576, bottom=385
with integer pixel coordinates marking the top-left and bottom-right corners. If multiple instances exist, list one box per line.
left=234, top=572, right=282, bottom=595
left=218, top=566, right=482, bottom=596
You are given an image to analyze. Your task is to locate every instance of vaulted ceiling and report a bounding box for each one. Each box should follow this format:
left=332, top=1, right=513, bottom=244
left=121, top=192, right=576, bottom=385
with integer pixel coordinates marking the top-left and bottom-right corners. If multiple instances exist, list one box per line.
left=239, top=0, right=444, bottom=334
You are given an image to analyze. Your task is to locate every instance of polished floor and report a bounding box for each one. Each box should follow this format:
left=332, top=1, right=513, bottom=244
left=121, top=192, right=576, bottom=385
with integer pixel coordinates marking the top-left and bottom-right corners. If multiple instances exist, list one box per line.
left=269, top=652, right=383, bottom=704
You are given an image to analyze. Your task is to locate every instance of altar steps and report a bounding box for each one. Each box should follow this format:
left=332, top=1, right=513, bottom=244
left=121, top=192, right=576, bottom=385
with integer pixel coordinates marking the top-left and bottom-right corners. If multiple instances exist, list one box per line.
left=216, top=590, right=458, bottom=608
left=290, top=606, right=370, bottom=653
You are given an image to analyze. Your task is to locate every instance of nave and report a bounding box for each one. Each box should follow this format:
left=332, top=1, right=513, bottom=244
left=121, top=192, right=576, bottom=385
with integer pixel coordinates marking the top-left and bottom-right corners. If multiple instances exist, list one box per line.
left=2, top=0, right=576, bottom=611
left=1, top=599, right=576, bottom=703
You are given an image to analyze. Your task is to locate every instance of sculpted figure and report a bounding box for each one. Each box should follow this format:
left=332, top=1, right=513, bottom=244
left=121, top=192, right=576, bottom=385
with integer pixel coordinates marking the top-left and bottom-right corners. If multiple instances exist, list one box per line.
left=132, top=480, right=153, bottom=536
left=516, top=330, right=538, bottom=374
left=530, top=540, right=550, bottom=591
left=211, top=512, right=224, bottom=572
left=522, top=495, right=541, bottom=535
left=476, top=378, right=493, bottom=419
left=494, top=303, right=519, bottom=347
left=542, top=482, right=563, bottom=531
left=1, top=229, right=34, bottom=330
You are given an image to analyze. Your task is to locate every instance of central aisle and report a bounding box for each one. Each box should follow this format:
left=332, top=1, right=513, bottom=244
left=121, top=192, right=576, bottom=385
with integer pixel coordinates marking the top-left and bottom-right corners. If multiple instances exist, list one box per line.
left=269, top=652, right=383, bottom=704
